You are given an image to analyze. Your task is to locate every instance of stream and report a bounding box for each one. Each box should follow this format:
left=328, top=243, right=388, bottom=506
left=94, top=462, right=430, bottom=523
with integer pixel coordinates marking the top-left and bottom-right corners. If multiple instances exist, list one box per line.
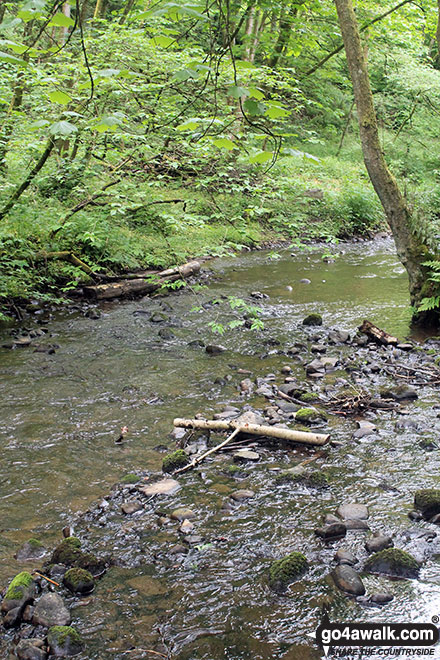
left=1, top=237, right=440, bottom=660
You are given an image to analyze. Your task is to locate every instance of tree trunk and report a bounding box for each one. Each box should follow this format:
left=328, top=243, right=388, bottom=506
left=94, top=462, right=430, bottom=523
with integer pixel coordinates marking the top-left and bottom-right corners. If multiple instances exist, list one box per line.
left=435, top=0, right=440, bottom=69
left=93, top=0, right=106, bottom=19
left=269, top=5, right=297, bottom=68
left=334, top=0, right=432, bottom=318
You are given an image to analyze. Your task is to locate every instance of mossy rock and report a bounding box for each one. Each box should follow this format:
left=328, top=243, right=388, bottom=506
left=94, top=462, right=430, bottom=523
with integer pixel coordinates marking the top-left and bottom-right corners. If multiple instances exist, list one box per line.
left=364, top=548, right=419, bottom=579
left=268, top=552, right=308, bottom=591
left=75, top=553, right=106, bottom=578
left=414, top=489, right=440, bottom=519
left=162, top=449, right=189, bottom=473
left=63, top=568, right=95, bottom=594
left=15, top=538, right=47, bottom=561
left=47, top=625, right=84, bottom=657
left=302, top=313, right=323, bottom=326
left=51, top=538, right=82, bottom=567
left=299, top=392, right=319, bottom=403
left=2, top=571, right=35, bottom=610
left=120, top=473, right=140, bottom=484
left=295, top=407, right=325, bottom=424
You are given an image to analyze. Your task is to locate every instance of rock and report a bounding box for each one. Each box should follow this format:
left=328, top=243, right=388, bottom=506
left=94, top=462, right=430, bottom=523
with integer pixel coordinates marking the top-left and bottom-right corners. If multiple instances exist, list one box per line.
left=414, top=489, right=440, bottom=520
left=305, top=359, right=325, bottom=376
left=281, top=365, right=292, bottom=374
left=371, top=592, right=394, bottom=604
left=75, top=553, right=106, bottom=578
left=139, top=479, right=181, bottom=496
left=364, top=548, right=420, bottom=578
left=300, top=278, right=311, bottom=284
left=149, top=311, right=170, bottom=323
left=332, top=565, right=365, bottom=596
left=47, top=626, right=84, bottom=657
left=16, top=639, right=48, bottom=660
left=84, top=308, right=101, bottom=319
left=397, top=343, right=413, bottom=351
left=240, top=378, right=254, bottom=393
left=179, top=519, right=194, bottom=534
left=121, top=500, right=143, bottom=515
left=169, top=544, right=188, bottom=555
left=32, top=593, right=71, bottom=627
left=381, top=385, right=418, bottom=401
left=22, top=604, right=34, bottom=622
left=352, top=427, right=375, bottom=439
left=50, top=538, right=82, bottom=566
left=311, top=344, right=327, bottom=353
left=320, top=356, right=338, bottom=369
left=1, top=571, right=35, bottom=614
left=236, top=410, right=265, bottom=426
left=233, top=450, right=260, bottom=462
left=162, top=450, right=189, bottom=473
left=3, top=605, right=22, bottom=627
left=303, top=313, right=322, bottom=326
left=206, top=344, right=226, bottom=355
left=268, top=552, right=308, bottom=591
left=344, top=519, right=370, bottom=531
left=230, top=489, right=255, bottom=502
left=171, top=508, right=195, bottom=521
left=334, top=549, right=357, bottom=566
left=295, top=407, right=325, bottom=424
left=315, top=523, right=347, bottom=541
left=188, top=339, right=205, bottom=348
left=337, top=503, right=369, bottom=521
left=63, top=568, right=95, bottom=594
left=365, top=534, right=393, bottom=554
left=325, top=514, right=340, bottom=525
left=158, top=328, right=175, bottom=340
left=15, top=539, right=47, bottom=561
left=328, top=330, right=350, bottom=344
left=14, top=336, right=33, bottom=347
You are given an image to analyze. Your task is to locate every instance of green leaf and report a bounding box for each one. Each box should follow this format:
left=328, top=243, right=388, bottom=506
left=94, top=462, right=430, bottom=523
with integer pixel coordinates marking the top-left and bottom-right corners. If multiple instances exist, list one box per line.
left=151, top=3, right=207, bottom=21
left=96, top=68, right=120, bottom=79
left=49, top=12, right=75, bottom=27
left=248, top=86, right=265, bottom=100
left=49, top=120, right=77, bottom=136
left=249, top=151, right=273, bottom=164
left=94, top=115, right=122, bottom=132
left=0, top=51, right=27, bottom=66
left=149, top=35, right=175, bottom=48
left=227, top=85, right=249, bottom=99
left=177, top=119, right=200, bottom=131
left=212, top=137, right=236, bottom=151
left=235, top=60, right=255, bottom=69
left=172, top=68, right=198, bottom=82
left=264, top=104, right=290, bottom=119
left=48, top=90, right=72, bottom=105
left=29, top=119, right=50, bottom=130
left=243, top=99, right=266, bottom=116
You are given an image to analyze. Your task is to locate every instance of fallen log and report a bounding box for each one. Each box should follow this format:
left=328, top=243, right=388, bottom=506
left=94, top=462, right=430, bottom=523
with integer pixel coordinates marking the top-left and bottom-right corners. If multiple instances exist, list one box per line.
left=83, top=260, right=201, bottom=300
left=359, top=319, right=398, bottom=346
left=173, top=418, right=330, bottom=447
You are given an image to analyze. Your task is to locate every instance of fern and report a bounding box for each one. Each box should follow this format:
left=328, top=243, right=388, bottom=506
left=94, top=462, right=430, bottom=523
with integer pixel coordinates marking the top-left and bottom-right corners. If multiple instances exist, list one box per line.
left=418, top=296, right=440, bottom=312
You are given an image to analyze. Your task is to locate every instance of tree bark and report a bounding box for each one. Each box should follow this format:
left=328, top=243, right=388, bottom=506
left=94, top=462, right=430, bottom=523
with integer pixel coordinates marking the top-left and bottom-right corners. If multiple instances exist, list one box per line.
left=269, top=5, right=297, bottom=68
left=334, top=0, right=431, bottom=315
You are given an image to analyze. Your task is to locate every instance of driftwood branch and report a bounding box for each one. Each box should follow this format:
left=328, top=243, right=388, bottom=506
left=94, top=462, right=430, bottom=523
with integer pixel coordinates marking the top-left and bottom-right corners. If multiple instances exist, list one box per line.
left=35, top=250, right=94, bottom=275
left=174, top=428, right=241, bottom=474
left=83, top=260, right=201, bottom=300
left=173, top=418, right=330, bottom=447
left=359, top=319, right=398, bottom=345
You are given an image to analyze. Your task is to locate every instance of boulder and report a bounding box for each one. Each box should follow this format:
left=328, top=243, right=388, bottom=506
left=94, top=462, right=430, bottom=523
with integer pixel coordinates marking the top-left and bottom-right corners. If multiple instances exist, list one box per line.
left=303, top=313, right=322, bottom=326
left=268, top=552, right=308, bottom=591
left=1, top=571, right=35, bottom=614
left=32, top=593, right=71, bottom=627
left=47, top=626, right=84, bottom=657
left=332, top=565, right=365, bottom=596
left=337, top=503, right=369, bottom=521
left=414, top=489, right=440, bottom=520
left=315, top=523, right=347, bottom=541
left=15, top=539, right=47, bottom=561
left=364, top=548, right=419, bottom=578
left=63, top=568, right=95, bottom=595
left=365, top=534, right=393, bottom=554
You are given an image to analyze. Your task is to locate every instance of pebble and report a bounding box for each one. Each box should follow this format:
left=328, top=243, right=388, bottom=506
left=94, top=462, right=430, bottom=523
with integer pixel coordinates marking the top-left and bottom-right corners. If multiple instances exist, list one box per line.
left=171, top=508, right=195, bottom=521
left=371, top=592, right=394, bottom=604
left=337, top=503, right=369, bottom=521
left=233, top=450, right=260, bottom=462
left=139, top=479, right=181, bottom=496
left=179, top=519, right=195, bottom=534
left=230, top=489, right=255, bottom=502
left=334, top=549, right=357, bottom=566
left=365, top=534, right=393, bottom=554
left=121, top=500, right=143, bottom=515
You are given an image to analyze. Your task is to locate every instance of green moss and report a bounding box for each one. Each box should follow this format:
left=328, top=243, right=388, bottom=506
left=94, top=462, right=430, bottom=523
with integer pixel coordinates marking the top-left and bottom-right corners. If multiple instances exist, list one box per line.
left=48, top=625, right=83, bottom=652
left=295, top=407, right=325, bottom=424
left=51, top=537, right=82, bottom=566
left=63, top=567, right=95, bottom=594
left=275, top=470, right=328, bottom=488
left=162, top=449, right=189, bottom=473
left=303, top=313, right=322, bottom=326
left=414, top=489, right=440, bottom=519
left=27, top=538, right=44, bottom=549
left=121, top=473, right=140, bottom=484
left=5, top=571, right=33, bottom=601
left=364, top=548, right=419, bottom=578
left=299, top=392, right=319, bottom=403
left=268, top=552, right=308, bottom=591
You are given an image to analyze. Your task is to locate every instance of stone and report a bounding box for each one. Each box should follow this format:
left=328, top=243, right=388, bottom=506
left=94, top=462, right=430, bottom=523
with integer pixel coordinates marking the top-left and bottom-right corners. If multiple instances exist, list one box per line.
left=320, top=356, right=338, bottom=369
left=305, top=359, right=325, bottom=375
left=364, top=548, right=420, bottom=579
left=233, top=450, right=260, bottom=462
left=121, top=500, right=143, bottom=515
left=334, top=549, right=357, bottom=566
left=300, top=278, right=311, bottom=284
left=47, top=626, right=83, bottom=657
left=206, top=344, right=226, bottom=355
left=1, top=571, right=35, bottom=614
left=325, top=514, right=340, bottom=525
left=236, top=410, right=265, bottom=426
left=16, top=639, right=48, bottom=660
left=169, top=544, right=188, bottom=555
left=158, top=328, right=175, bottom=340
left=332, top=565, right=365, bottom=596
left=371, top=592, right=394, bottom=604
left=365, top=534, right=393, bottom=554
left=3, top=606, right=22, bottom=628
left=414, top=489, right=440, bottom=520
left=15, top=539, right=47, bottom=561
left=381, top=385, right=418, bottom=401
left=268, top=552, right=308, bottom=591
left=337, top=503, right=369, bottom=521
left=179, top=519, right=194, bottom=534
left=50, top=538, right=82, bottom=567
left=295, top=407, right=324, bottom=424
left=171, top=508, right=195, bottom=521
left=328, top=330, right=350, bottom=344
left=315, top=523, right=347, bottom=541
left=32, top=593, right=71, bottom=627
left=230, top=489, right=255, bottom=502
left=344, top=519, right=370, bottom=531
left=162, top=449, right=189, bottom=473
left=303, top=313, right=322, bottom=326
left=240, top=378, right=254, bottom=393
left=63, top=568, right=95, bottom=595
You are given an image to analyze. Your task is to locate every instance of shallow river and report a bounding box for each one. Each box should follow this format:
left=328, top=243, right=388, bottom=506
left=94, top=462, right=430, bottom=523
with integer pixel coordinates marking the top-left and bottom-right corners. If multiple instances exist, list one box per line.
left=1, top=238, right=440, bottom=660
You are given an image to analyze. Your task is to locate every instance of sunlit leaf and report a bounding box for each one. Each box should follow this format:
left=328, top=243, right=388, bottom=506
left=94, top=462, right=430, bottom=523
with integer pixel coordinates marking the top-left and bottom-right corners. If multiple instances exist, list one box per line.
left=177, top=119, right=200, bottom=131
left=0, top=51, right=27, bottom=66
left=149, top=35, right=175, bottom=48
left=49, top=12, right=75, bottom=27
left=48, top=90, right=72, bottom=105
left=243, top=98, right=266, bottom=116
left=228, top=85, right=249, bottom=98
left=212, top=137, right=236, bottom=151
left=249, top=151, right=273, bottom=164
left=49, top=120, right=77, bottom=136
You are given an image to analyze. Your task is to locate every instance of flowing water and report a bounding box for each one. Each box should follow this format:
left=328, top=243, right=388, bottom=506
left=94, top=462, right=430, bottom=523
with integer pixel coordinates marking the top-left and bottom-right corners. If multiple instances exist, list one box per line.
left=1, top=237, right=440, bottom=660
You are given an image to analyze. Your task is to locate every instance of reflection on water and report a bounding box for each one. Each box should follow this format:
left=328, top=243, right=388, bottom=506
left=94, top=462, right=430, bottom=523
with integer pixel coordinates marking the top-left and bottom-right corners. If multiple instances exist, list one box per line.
left=1, top=238, right=439, bottom=659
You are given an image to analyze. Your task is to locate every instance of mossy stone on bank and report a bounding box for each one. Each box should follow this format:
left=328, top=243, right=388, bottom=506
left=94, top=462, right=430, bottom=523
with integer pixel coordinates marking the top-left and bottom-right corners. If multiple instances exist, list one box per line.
left=364, top=548, right=419, bottom=579
left=162, top=449, right=189, bottom=473
left=268, top=552, right=308, bottom=591
left=303, top=313, right=323, bottom=326
left=2, top=571, right=35, bottom=612
left=414, top=489, right=440, bottom=519
left=47, top=625, right=84, bottom=657
left=63, top=568, right=95, bottom=594
left=51, top=537, right=82, bottom=566
left=295, top=407, right=325, bottom=424
left=120, top=473, right=140, bottom=484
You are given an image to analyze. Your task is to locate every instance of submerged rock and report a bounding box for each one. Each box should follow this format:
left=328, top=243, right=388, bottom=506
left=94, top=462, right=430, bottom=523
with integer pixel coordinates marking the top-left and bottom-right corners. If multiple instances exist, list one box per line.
left=51, top=538, right=82, bottom=567
left=268, top=552, right=308, bottom=591
left=332, top=565, right=365, bottom=596
left=162, top=450, right=189, bottom=473
left=15, top=538, right=47, bottom=561
left=63, top=568, right=95, bottom=595
left=364, top=548, right=420, bottom=578
left=16, top=639, right=48, bottom=660
left=206, top=344, right=226, bottom=355
left=47, top=625, right=83, bottom=657
left=414, top=489, right=440, bottom=520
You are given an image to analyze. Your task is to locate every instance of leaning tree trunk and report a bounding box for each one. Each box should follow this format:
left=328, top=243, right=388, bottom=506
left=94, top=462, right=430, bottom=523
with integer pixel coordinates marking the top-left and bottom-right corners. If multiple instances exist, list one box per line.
left=334, top=0, right=433, bottom=320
